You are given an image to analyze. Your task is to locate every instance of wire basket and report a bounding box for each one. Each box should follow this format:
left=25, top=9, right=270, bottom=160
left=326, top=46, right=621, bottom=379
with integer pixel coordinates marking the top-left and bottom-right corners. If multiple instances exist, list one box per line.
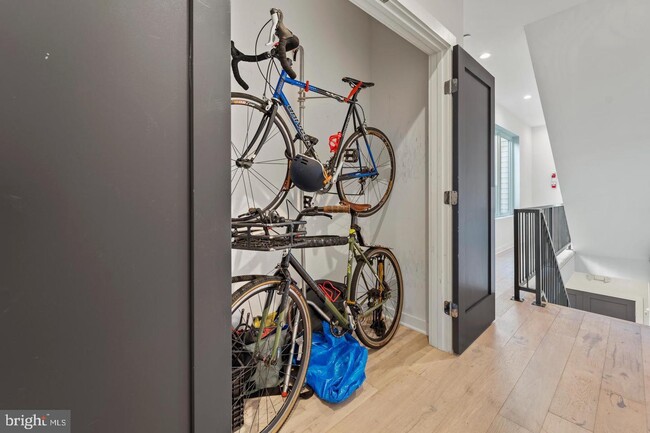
left=232, top=219, right=348, bottom=251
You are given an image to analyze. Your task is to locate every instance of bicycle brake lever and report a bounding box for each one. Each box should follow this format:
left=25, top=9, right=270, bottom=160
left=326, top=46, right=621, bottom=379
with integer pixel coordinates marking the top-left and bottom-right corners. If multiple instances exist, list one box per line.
left=267, top=10, right=280, bottom=46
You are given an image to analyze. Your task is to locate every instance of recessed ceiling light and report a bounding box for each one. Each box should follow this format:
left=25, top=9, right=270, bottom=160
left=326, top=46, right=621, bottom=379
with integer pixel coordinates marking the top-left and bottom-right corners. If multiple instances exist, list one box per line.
left=479, top=52, right=491, bottom=60
left=523, top=94, right=532, bottom=100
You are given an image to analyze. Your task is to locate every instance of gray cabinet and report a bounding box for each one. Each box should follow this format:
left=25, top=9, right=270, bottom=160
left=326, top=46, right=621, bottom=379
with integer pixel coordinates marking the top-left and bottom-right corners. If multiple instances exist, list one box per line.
left=567, top=289, right=635, bottom=322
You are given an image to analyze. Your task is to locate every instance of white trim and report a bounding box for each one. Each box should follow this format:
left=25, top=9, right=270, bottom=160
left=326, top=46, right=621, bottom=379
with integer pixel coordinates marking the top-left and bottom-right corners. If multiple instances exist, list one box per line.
left=496, top=244, right=514, bottom=255
left=350, top=0, right=454, bottom=352
left=430, top=49, right=454, bottom=353
left=349, top=0, right=456, bottom=53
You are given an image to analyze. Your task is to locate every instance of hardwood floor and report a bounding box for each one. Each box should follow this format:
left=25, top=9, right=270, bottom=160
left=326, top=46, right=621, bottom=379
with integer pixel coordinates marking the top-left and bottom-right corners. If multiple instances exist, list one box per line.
left=281, top=249, right=649, bottom=433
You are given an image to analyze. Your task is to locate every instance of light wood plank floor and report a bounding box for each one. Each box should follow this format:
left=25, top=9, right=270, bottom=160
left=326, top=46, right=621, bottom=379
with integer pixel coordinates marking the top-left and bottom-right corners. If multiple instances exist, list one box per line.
left=281, top=249, right=650, bottom=433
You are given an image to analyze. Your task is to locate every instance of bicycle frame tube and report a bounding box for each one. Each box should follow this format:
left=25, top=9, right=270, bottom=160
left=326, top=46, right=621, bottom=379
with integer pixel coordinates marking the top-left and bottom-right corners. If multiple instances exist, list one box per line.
left=273, top=72, right=367, bottom=154
left=286, top=252, right=349, bottom=327
left=272, top=70, right=380, bottom=183
left=346, top=229, right=390, bottom=317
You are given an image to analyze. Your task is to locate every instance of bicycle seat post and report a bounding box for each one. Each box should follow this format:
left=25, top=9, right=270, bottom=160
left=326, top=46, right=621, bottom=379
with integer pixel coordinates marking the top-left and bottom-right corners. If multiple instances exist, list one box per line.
left=351, top=210, right=359, bottom=227
left=350, top=210, right=366, bottom=246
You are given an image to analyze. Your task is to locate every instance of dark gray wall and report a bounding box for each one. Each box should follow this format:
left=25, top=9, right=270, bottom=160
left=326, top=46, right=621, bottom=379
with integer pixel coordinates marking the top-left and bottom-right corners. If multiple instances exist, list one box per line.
left=0, top=0, right=230, bottom=431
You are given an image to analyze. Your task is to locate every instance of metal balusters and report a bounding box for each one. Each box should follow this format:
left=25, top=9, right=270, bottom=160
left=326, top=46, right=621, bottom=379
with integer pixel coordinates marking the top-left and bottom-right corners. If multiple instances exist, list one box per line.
left=513, top=205, right=571, bottom=307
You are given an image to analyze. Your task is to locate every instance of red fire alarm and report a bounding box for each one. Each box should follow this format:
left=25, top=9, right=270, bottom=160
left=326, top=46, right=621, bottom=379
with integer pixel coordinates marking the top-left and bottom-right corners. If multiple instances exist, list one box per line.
left=551, top=172, right=558, bottom=189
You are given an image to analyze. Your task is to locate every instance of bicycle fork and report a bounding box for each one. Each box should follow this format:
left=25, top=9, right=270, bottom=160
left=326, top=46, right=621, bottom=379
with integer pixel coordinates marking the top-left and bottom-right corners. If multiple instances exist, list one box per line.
left=253, top=253, right=300, bottom=398
left=237, top=102, right=279, bottom=163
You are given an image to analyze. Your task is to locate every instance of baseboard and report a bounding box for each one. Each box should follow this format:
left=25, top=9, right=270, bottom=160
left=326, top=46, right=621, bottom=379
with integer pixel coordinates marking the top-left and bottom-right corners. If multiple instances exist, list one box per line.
left=399, top=312, right=427, bottom=335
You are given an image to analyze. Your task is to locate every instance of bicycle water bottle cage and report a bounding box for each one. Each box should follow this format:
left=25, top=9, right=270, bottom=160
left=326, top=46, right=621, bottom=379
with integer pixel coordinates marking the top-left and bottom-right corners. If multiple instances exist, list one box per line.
left=329, top=132, right=342, bottom=153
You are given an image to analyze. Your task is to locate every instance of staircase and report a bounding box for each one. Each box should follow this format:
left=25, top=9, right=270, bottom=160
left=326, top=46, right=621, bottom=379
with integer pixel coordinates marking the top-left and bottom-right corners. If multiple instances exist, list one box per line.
left=514, top=205, right=572, bottom=307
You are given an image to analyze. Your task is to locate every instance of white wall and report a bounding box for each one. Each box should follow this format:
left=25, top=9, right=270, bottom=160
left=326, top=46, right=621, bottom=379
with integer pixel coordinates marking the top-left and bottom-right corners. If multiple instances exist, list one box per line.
left=526, top=0, right=650, bottom=283
left=230, top=0, right=373, bottom=277
left=531, top=126, right=563, bottom=206
left=495, top=104, right=532, bottom=252
left=363, top=20, right=429, bottom=332
left=574, top=254, right=650, bottom=284
left=305, top=19, right=430, bottom=334
left=231, top=0, right=432, bottom=334
left=494, top=106, right=567, bottom=253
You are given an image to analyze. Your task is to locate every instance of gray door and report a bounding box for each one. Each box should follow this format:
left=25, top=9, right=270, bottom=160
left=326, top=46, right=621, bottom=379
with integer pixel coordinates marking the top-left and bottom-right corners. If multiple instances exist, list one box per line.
left=0, top=1, right=231, bottom=431
left=451, top=45, right=496, bottom=354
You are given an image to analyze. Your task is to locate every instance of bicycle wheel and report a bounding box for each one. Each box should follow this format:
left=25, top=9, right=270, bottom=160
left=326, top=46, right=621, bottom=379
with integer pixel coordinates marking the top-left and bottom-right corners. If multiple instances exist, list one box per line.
left=351, top=247, right=403, bottom=349
left=231, top=93, right=294, bottom=221
left=335, top=127, right=395, bottom=217
left=231, top=277, right=311, bottom=433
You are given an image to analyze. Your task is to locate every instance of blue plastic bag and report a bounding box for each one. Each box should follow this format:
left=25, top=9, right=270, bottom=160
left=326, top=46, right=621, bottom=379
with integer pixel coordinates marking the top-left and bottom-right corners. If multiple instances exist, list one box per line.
left=306, top=322, right=368, bottom=403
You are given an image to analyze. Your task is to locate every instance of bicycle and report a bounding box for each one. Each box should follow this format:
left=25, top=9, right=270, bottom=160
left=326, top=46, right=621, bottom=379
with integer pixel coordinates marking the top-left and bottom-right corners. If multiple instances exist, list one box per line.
left=230, top=8, right=396, bottom=221
left=230, top=201, right=404, bottom=433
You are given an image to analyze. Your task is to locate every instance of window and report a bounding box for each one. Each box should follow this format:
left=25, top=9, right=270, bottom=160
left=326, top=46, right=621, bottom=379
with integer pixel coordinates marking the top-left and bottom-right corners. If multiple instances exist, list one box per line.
left=495, top=126, right=517, bottom=218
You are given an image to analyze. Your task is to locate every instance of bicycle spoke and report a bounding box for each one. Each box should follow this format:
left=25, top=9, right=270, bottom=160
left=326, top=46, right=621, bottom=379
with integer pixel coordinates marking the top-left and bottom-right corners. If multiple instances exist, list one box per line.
left=232, top=141, right=242, bottom=157
left=254, top=158, right=287, bottom=164
left=232, top=170, right=245, bottom=196
left=247, top=171, right=256, bottom=209
left=250, top=167, right=281, bottom=194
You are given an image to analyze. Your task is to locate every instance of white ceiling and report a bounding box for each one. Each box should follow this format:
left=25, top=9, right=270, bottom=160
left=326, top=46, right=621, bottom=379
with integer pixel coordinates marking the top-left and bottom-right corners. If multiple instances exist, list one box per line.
left=463, top=0, right=588, bottom=127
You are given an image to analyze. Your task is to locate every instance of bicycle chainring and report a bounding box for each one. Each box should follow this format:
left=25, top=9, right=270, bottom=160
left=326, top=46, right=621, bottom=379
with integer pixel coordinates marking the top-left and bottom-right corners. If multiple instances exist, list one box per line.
left=329, top=321, right=349, bottom=338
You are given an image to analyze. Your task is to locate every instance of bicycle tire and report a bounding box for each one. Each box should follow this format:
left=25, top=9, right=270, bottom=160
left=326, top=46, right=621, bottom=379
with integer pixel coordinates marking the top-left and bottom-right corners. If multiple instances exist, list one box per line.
left=351, top=247, right=403, bottom=349
left=231, top=277, right=311, bottom=433
left=335, top=127, right=395, bottom=217
left=231, top=93, right=294, bottom=222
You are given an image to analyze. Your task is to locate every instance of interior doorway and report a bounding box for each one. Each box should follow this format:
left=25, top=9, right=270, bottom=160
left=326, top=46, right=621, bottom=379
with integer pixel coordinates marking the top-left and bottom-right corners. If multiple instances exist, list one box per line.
left=230, top=0, right=455, bottom=351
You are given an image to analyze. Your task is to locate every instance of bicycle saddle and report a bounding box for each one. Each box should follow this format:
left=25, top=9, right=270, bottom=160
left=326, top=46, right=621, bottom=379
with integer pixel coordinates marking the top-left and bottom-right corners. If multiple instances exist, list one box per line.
left=340, top=200, right=372, bottom=213
left=342, top=77, right=374, bottom=89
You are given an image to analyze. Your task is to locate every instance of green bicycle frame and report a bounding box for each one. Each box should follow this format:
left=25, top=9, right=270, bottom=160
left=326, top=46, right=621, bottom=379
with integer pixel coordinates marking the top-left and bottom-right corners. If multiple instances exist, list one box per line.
left=253, top=226, right=389, bottom=363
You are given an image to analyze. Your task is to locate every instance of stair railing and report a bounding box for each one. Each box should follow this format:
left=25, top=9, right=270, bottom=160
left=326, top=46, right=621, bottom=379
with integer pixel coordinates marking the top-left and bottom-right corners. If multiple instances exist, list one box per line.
left=514, top=205, right=571, bottom=307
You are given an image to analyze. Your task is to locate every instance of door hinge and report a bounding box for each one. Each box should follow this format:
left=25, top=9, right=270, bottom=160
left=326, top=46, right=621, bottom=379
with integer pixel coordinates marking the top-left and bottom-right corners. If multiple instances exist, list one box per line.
left=444, top=190, right=458, bottom=205
left=444, top=301, right=459, bottom=318
left=444, top=78, right=458, bottom=94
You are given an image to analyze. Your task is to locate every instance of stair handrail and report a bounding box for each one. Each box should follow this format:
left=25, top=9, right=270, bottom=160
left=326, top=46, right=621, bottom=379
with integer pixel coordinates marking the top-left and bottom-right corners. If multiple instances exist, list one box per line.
left=514, top=205, right=571, bottom=307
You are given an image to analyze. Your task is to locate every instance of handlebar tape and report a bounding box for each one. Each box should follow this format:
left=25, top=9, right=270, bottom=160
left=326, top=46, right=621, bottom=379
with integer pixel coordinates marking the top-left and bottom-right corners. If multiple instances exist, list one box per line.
left=276, top=36, right=299, bottom=79
left=230, top=41, right=272, bottom=90
left=321, top=205, right=351, bottom=214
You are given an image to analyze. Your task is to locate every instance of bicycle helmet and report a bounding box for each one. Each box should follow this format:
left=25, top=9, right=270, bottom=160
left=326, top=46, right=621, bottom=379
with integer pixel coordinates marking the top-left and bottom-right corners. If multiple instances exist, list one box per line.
left=290, top=154, right=328, bottom=192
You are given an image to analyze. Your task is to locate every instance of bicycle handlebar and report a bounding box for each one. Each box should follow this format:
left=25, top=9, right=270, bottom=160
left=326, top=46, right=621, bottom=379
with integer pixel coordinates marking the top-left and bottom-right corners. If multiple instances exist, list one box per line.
left=230, top=8, right=299, bottom=90
left=230, top=41, right=272, bottom=90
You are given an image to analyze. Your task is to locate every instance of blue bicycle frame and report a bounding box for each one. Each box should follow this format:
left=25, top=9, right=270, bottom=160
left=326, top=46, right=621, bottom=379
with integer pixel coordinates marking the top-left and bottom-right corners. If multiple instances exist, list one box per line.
left=270, top=70, right=379, bottom=182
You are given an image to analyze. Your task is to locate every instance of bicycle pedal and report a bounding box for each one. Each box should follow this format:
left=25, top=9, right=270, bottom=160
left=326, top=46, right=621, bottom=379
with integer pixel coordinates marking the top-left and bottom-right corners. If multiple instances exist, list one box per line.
left=343, top=149, right=358, bottom=163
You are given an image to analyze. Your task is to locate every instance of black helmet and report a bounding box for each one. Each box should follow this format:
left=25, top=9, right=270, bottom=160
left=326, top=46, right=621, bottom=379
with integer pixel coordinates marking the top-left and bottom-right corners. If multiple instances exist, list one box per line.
left=290, top=154, right=327, bottom=192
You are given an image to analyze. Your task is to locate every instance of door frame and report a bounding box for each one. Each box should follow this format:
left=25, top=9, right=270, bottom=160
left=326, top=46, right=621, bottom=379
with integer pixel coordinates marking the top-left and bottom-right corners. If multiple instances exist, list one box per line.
left=191, top=0, right=232, bottom=430
left=349, top=0, right=455, bottom=352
